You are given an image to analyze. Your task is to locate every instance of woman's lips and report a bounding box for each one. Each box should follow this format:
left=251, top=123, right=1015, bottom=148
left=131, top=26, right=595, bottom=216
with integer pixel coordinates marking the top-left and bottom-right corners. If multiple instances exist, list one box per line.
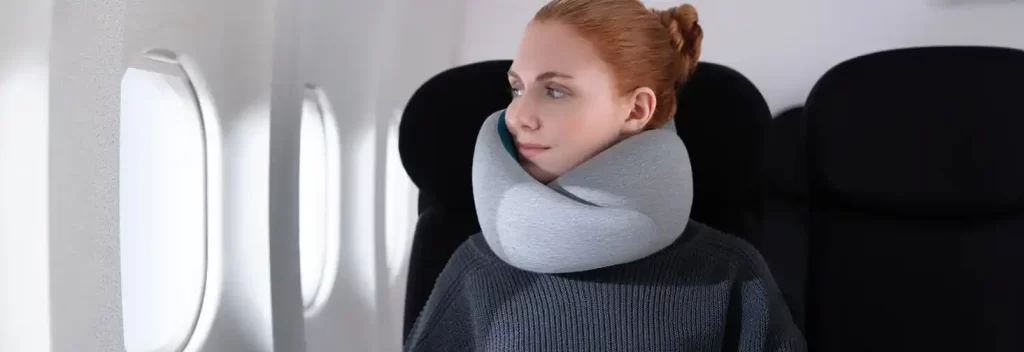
left=516, top=142, right=550, bottom=158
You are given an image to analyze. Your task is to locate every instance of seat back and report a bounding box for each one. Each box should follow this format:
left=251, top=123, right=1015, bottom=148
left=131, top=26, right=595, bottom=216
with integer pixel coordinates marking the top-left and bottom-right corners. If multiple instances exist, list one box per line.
left=400, top=60, right=775, bottom=339
left=803, top=46, right=1024, bottom=351
left=675, top=62, right=771, bottom=238
left=759, top=106, right=808, bottom=330
left=398, top=60, right=512, bottom=338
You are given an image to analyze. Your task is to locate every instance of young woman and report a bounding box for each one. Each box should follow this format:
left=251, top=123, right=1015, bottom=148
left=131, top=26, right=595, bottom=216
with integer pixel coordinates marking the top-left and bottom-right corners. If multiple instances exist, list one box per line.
left=405, top=1, right=805, bottom=350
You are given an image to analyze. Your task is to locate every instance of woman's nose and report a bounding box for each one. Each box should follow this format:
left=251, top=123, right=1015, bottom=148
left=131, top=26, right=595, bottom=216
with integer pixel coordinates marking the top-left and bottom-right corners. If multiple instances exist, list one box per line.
left=508, top=96, right=540, bottom=132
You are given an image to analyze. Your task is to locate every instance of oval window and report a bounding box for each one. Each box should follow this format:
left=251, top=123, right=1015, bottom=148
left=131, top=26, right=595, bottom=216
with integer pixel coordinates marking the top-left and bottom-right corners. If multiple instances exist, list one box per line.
left=119, top=52, right=207, bottom=352
left=299, top=85, right=340, bottom=314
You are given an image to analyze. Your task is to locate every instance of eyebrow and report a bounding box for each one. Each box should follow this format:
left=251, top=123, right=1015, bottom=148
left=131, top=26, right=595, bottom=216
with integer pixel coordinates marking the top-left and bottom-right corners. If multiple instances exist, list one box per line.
left=507, top=70, right=574, bottom=81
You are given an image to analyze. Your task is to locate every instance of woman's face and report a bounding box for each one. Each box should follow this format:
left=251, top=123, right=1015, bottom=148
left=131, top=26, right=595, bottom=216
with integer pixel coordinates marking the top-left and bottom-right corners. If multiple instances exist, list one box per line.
left=507, top=20, right=655, bottom=183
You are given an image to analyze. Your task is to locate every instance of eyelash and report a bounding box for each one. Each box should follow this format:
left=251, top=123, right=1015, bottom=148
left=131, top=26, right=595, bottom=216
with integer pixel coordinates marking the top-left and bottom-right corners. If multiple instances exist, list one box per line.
left=509, top=87, right=568, bottom=99
left=547, top=88, right=566, bottom=99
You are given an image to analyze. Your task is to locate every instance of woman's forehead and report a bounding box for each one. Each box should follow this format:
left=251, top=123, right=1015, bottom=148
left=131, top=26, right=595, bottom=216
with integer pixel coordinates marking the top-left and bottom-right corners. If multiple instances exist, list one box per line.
left=511, top=21, right=609, bottom=80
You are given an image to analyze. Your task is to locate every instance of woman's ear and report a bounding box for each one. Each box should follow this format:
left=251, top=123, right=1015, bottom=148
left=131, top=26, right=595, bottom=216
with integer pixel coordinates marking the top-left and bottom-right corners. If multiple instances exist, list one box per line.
left=622, top=87, right=657, bottom=134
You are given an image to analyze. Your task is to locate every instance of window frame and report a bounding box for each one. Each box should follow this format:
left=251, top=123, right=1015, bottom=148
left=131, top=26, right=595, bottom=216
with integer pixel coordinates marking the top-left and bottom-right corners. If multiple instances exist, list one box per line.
left=120, top=50, right=210, bottom=352
left=301, top=84, right=342, bottom=317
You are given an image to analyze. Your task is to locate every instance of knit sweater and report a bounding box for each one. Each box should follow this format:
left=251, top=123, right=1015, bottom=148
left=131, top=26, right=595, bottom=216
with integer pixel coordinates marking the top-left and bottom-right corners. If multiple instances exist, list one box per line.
left=404, top=221, right=806, bottom=351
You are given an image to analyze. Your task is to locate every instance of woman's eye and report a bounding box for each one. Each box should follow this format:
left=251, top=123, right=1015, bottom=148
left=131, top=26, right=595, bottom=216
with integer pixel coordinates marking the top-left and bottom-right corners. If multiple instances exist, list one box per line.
left=510, top=88, right=523, bottom=98
left=547, top=88, right=566, bottom=99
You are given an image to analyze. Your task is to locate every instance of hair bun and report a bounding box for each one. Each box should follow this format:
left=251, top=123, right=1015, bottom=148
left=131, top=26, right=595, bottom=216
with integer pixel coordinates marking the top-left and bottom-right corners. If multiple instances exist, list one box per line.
left=652, top=4, right=703, bottom=79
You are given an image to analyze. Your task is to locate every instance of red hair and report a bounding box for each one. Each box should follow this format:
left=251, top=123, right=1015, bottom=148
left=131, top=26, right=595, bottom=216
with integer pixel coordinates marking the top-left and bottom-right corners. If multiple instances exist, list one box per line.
left=534, top=0, right=703, bottom=129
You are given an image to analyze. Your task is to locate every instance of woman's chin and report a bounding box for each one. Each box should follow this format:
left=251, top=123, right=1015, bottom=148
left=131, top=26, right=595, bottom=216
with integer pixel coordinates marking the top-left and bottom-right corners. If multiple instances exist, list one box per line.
left=522, top=161, right=559, bottom=184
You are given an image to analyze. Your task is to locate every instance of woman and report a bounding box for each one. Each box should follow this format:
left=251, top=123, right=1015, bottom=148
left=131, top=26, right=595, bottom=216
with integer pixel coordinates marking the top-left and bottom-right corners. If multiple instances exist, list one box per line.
left=405, top=1, right=805, bottom=351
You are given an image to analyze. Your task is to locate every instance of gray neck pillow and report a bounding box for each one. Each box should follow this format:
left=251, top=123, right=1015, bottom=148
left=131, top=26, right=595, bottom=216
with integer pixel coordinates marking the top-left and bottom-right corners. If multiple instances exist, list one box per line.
left=471, top=109, right=694, bottom=274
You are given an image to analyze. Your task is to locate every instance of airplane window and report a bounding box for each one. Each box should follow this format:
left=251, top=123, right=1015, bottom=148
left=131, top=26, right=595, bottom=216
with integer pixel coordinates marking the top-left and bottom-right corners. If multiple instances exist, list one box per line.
left=119, top=53, right=206, bottom=352
left=385, top=109, right=418, bottom=284
left=300, top=85, right=339, bottom=313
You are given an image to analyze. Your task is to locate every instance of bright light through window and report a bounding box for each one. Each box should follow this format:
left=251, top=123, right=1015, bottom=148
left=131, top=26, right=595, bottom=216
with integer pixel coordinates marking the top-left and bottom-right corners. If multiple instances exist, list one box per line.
left=119, top=55, right=206, bottom=352
left=386, top=109, right=418, bottom=283
left=300, top=86, right=335, bottom=311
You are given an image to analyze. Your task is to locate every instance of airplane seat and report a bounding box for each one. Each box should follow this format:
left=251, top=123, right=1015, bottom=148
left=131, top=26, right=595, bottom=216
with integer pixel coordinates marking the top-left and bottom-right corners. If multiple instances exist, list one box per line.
left=398, top=60, right=777, bottom=341
left=398, top=60, right=513, bottom=340
left=675, top=62, right=771, bottom=239
left=803, top=46, right=1024, bottom=351
left=675, top=62, right=813, bottom=322
left=758, top=106, right=808, bottom=330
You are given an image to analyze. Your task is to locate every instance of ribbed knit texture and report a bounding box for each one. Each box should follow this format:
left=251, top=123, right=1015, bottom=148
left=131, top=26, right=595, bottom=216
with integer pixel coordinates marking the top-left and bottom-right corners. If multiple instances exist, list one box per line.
left=405, top=221, right=806, bottom=352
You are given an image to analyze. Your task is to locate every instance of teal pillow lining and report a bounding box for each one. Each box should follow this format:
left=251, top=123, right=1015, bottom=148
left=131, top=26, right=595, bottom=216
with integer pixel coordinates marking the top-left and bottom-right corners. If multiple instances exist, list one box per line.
left=497, top=111, right=519, bottom=162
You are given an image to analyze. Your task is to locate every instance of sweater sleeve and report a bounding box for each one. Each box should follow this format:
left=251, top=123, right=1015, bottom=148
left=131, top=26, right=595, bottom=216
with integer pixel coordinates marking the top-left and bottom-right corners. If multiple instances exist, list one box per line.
left=404, top=238, right=485, bottom=352
left=731, top=247, right=808, bottom=352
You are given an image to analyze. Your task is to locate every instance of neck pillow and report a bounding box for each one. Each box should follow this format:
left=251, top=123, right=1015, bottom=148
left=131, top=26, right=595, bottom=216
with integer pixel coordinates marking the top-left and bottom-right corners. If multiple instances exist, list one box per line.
left=472, top=110, right=694, bottom=273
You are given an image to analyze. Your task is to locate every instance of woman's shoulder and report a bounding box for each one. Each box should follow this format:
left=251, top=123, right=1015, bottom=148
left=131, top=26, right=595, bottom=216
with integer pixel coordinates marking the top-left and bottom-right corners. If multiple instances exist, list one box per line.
left=419, top=234, right=506, bottom=314
left=436, top=233, right=505, bottom=280
left=677, top=221, right=775, bottom=279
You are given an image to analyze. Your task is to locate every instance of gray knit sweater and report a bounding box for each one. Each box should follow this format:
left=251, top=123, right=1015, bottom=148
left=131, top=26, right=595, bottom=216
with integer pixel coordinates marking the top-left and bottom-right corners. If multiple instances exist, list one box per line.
left=404, top=221, right=806, bottom=351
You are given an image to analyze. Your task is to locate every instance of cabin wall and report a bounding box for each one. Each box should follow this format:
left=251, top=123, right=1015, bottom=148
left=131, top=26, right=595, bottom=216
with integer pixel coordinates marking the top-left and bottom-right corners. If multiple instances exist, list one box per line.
left=122, top=0, right=283, bottom=351
left=47, top=0, right=128, bottom=351
left=298, top=0, right=465, bottom=351
left=268, top=0, right=308, bottom=350
left=459, top=0, right=1024, bottom=113
left=2, top=0, right=462, bottom=350
left=298, top=1, right=391, bottom=351
left=0, top=1, right=54, bottom=352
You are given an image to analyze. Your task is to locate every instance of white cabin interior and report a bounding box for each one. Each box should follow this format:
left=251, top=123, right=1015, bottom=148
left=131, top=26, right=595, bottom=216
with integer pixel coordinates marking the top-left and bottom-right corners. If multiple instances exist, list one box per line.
left=2, top=0, right=1023, bottom=351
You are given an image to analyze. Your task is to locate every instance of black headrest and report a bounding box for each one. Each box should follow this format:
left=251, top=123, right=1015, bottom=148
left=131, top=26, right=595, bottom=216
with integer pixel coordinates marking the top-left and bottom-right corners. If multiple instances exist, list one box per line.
left=805, top=46, right=1024, bottom=218
left=400, top=60, right=771, bottom=222
left=399, top=60, right=512, bottom=211
left=675, top=62, right=771, bottom=235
